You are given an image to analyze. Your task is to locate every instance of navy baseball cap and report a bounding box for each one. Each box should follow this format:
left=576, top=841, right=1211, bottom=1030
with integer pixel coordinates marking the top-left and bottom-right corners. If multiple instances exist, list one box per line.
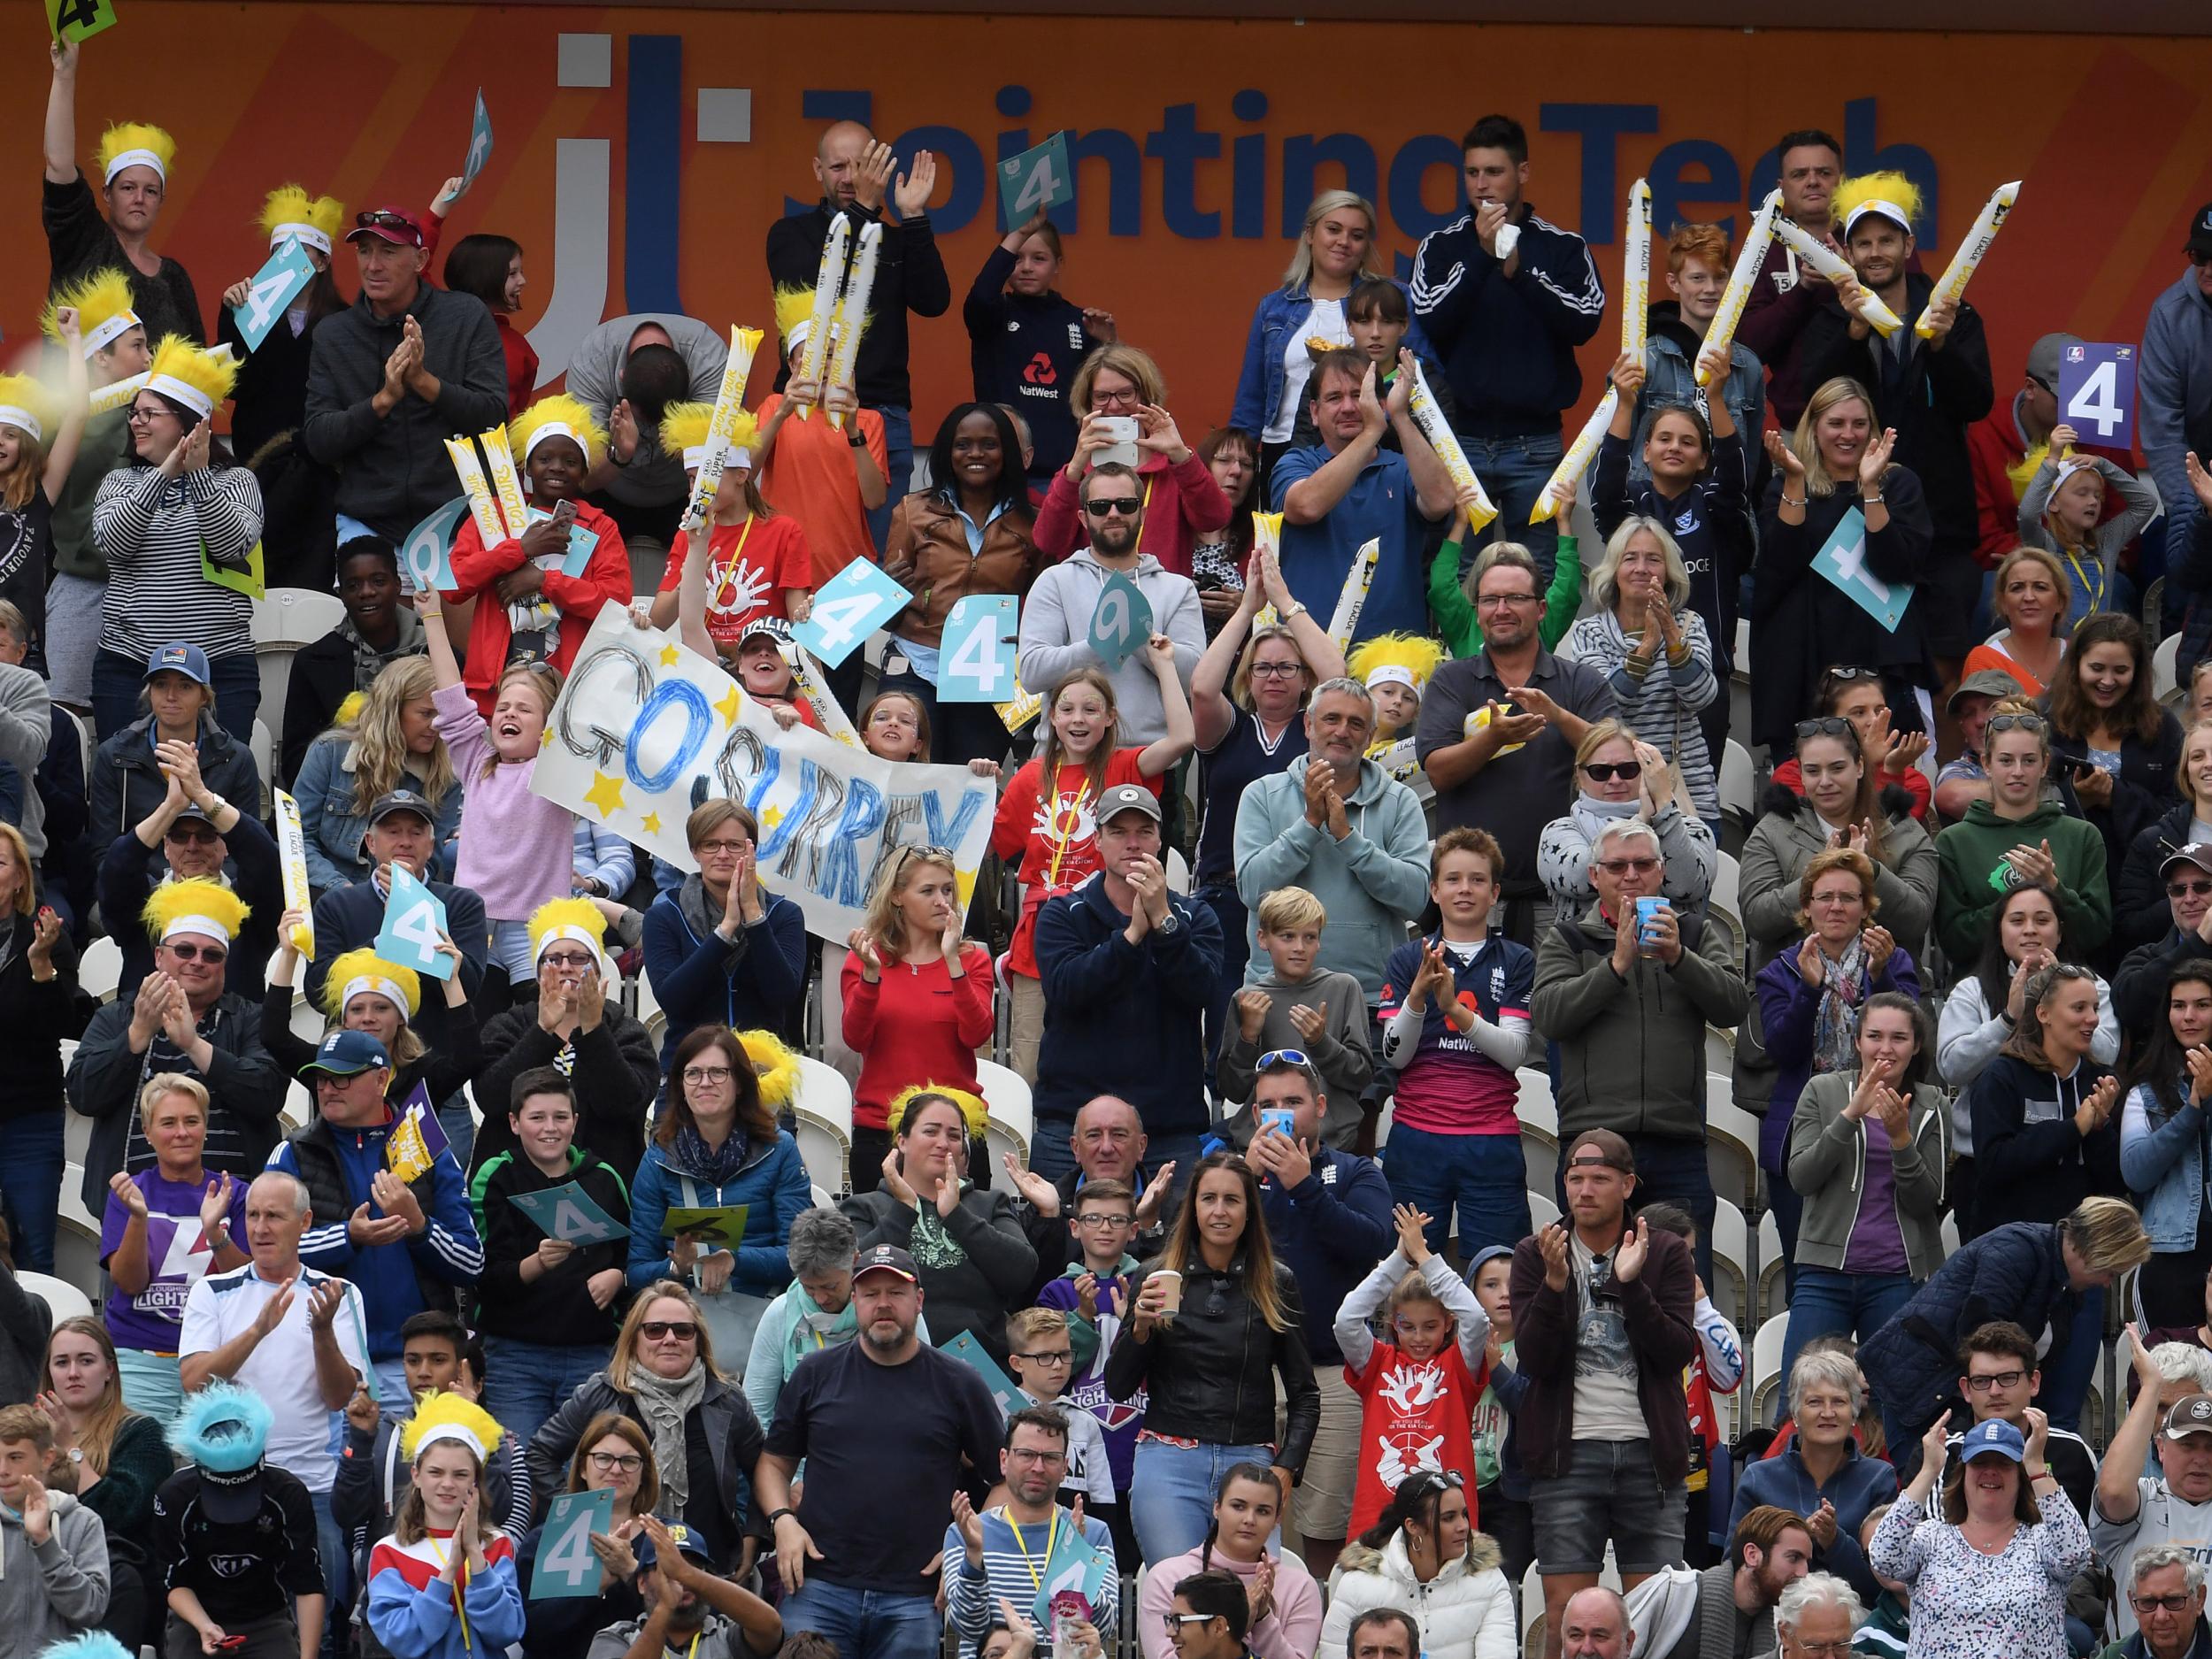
left=368, top=789, right=435, bottom=828
left=144, top=641, right=211, bottom=686
left=631, top=1520, right=714, bottom=1579
left=853, top=1244, right=919, bottom=1284
left=300, top=1029, right=390, bottom=1080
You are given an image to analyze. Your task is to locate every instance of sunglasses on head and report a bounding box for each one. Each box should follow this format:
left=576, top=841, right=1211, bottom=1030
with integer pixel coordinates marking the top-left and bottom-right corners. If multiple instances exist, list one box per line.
left=1989, top=713, right=2047, bottom=734
left=1256, top=1048, right=1311, bottom=1070
left=1795, top=717, right=1854, bottom=740
left=1581, top=760, right=1642, bottom=782
left=1084, top=496, right=1143, bottom=518
left=1824, top=664, right=1882, bottom=682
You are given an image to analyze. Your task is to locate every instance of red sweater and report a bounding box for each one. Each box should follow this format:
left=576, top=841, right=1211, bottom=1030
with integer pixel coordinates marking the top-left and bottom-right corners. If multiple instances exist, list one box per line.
left=840, top=943, right=995, bottom=1131
left=1031, top=450, right=1232, bottom=577
left=495, top=314, right=541, bottom=419
left=445, top=499, right=632, bottom=713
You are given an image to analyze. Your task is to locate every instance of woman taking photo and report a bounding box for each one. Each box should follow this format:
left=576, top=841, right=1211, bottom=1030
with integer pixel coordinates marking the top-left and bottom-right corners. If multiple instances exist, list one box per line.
left=1784, top=992, right=1947, bottom=1384
left=843, top=1088, right=1035, bottom=1355
left=292, top=655, right=459, bottom=893
left=0, top=825, right=75, bottom=1274
left=1318, top=1471, right=1514, bottom=1659
left=90, top=338, right=263, bottom=742
left=1536, top=718, right=1716, bottom=919
left=1106, top=1150, right=1319, bottom=1563
left=880, top=402, right=1040, bottom=766
left=365, top=1395, right=527, bottom=1659
left=2119, top=964, right=2212, bottom=1327
left=1750, top=377, right=1934, bottom=756
left=1136, top=1466, right=1324, bottom=1659
left=2044, top=611, right=2183, bottom=920
left=1035, top=344, right=1230, bottom=575
left=1962, top=545, right=2070, bottom=699
left=528, top=1280, right=765, bottom=1575
left=964, top=206, right=1110, bottom=484
left=39, top=1315, right=169, bottom=1644
left=1730, top=1350, right=1898, bottom=1605
left=518, top=1415, right=652, bottom=1659
left=641, top=800, right=806, bottom=1070
left=627, top=1026, right=810, bottom=1363
left=1871, top=1413, right=2087, bottom=1659
left=842, top=849, right=995, bottom=1172
left=98, top=1075, right=249, bottom=1420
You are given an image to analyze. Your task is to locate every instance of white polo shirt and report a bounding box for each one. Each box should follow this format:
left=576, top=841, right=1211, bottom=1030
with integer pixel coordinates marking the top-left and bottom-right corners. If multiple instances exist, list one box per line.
left=2090, top=1476, right=2212, bottom=1638
left=179, top=1261, right=370, bottom=1494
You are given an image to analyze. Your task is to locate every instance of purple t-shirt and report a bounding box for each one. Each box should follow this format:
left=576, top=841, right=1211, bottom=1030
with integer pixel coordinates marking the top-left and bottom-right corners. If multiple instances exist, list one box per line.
left=1842, top=1118, right=1912, bottom=1277
left=100, top=1170, right=251, bottom=1352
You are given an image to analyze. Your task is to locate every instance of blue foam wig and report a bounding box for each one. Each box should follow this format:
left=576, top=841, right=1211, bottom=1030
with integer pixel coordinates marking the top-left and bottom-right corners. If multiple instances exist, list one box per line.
left=167, top=1379, right=273, bottom=1472
left=40, top=1636, right=134, bottom=1659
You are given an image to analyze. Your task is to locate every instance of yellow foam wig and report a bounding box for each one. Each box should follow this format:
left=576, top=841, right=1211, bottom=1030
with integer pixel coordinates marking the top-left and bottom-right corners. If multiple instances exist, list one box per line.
left=1347, top=633, right=1446, bottom=695
left=527, top=896, right=608, bottom=970
left=0, top=374, right=58, bottom=447
left=772, top=282, right=870, bottom=355
left=319, top=948, right=424, bottom=1022
left=142, top=879, right=250, bottom=944
left=658, top=403, right=759, bottom=472
left=257, top=184, right=346, bottom=252
left=511, top=393, right=607, bottom=472
left=333, top=690, right=367, bottom=728
left=887, top=1084, right=990, bottom=1139
left=96, top=121, right=176, bottom=186
left=42, top=268, right=140, bottom=355
left=398, top=1391, right=504, bottom=1466
left=144, top=335, right=239, bottom=420
left=736, top=1028, right=801, bottom=1111
left=1833, top=172, right=1924, bottom=237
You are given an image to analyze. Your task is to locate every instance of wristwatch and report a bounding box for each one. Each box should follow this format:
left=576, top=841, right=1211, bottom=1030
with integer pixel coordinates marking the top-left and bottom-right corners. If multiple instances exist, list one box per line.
left=848, top=433, right=868, bottom=449
left=767, top=1508, right=796, bottom=1526
left=1155, top=912, right=1180, bottom=936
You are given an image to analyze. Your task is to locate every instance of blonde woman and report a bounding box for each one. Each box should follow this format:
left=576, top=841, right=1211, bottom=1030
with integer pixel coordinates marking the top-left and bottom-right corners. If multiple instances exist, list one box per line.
left=2116, top=717, right=2212, bottom=964
left=1962, top=544, right=2070, bottom=699
left=1752, top=376, right=1935, bottom=752
left=1035, top=342, right=1232, bottom=574
left=292, top=654, right=461, bottom=892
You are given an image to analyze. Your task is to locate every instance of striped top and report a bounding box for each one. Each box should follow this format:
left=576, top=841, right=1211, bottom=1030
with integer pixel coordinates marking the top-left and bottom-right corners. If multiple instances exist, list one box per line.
left=945, top=1506, right=1121, bottom=1659
left=91, top=463, right=262, bottom=661
left=1558, top=606, right=1719, bottom=817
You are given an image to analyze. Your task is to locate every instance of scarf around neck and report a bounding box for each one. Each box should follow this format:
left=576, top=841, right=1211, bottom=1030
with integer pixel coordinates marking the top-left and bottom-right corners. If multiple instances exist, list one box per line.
left=626, top=1358, right=708, bottom=1512
left=1810, top=932, right=1870, bottom=1079
left=673, top=1122, right=750, bottom=1186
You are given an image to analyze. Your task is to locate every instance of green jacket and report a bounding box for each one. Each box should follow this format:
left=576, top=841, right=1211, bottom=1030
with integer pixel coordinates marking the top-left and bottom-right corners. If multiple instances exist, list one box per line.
left=1932, top=796, right=2111, bottom=964
left=1428, top=532, right=1582, bottom=658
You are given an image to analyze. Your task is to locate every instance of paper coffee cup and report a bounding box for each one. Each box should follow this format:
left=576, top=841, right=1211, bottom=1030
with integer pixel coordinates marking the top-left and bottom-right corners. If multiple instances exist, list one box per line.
left=1152, top=1269, right=1184, bottom=1317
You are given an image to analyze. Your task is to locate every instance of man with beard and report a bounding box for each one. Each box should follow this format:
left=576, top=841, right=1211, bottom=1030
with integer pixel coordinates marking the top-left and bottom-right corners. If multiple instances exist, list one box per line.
left=1740, top=128, right=1847, bottom=432
left=590, top=1514, right=784, bottom=1659
left=1644, top=1506, right=1814, bottom=1659
left=755, top=1246, right=1003, bottom=1659
left=945, top=1409, right=1119, bottom=1658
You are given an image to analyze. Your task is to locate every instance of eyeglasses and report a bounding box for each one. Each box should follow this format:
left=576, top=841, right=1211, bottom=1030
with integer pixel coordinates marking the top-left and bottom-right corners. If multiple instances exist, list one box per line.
left=587, top=1451, right=644, bottom=1473
left=1989, top=713, right=2047, bottom=734
left=1014, top=1349, right=1074, bottom=1365
left=1791, top=1643, right=1854, bottom=1658
left=125, top=403, right=173, bottom=426
left=164, top=942, right=227, bottom=964
left=1795, top=717, right=1854, bottom=740
left=696, top=839, right=752, bottom=855
left=683, top=1065, right=734, bottom=1085
left=1581, top=761, right=1642, bottom=783
left=2169, top=880, right=2212, bottom=898
left=1076, top=1212, right=1133, bottom=1228
left=1091, top=388, right=1141, bottom=411
left=1084, top=497, right=1143, bottom=518
left=1596, top=857, right=1660, bottom=876
left=1248, top=662, right=1302, bottom=679
left=541, top=951, right=596, bottom=970
left=1005, top=1444, right=1068, bottom=1463
left=1475, top=590, right=1539, bottom=609
left=1965, top=1369, right=2027, bottom=1392
left=2133, top=1594, right=2199, bottom=1613
left=1163, top=1615, right=1217, bottom=1632
left=639, top=1321, right=698, bottom=1341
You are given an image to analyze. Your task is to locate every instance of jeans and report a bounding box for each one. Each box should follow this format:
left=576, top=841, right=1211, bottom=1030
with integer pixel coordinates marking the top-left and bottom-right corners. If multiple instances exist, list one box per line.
left=875, top=670, right=1012, bottom=770
left=1780, top=1267, right=1916, bottom=1391
left=310, top=1485, right=349, bottom=1659
left=482, top=1336, right=606, bottom=1455
left=780, top=1578, right=941, bottom=1659
left=864, top=405, right=915, bottom=555
left=116, top=1347, right=186, bottom=1429
left=1382, top=1125, right=1529, bottom=1259
left=1463, top=434, right=1566, bottom=582
left=1555, top=1133, right=1713, bottom=1286
left=489, top=917, right=534, bottom=979
left=1530, top=1438, right=1686, bottom=1576
left=1766, top=1171, right=1803, bottom=1301
left=45, top=572, right=104, bottom=707
left=2039, top=1286, right=2103, bottom=1432
left=1129, top=1436, right=1277, bottom=1563
left=93, top=646, right=261, bottom=747
left=0, top=1109, right=64, bottom=1271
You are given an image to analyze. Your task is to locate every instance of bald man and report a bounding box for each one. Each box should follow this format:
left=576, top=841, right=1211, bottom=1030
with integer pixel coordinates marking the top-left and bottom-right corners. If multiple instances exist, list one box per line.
left=1559, top=1586, right=1632, bottom=1659
left=765, top=119, right=952, bottom=548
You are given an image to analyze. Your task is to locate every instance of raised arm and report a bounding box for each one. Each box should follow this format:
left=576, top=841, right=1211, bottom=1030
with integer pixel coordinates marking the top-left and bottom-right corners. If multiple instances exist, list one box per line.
left=40, top=309, right=90, bottom=496
left=43, top=42, right=79, bottom=185
left=674, top=520, right=717, bottom=661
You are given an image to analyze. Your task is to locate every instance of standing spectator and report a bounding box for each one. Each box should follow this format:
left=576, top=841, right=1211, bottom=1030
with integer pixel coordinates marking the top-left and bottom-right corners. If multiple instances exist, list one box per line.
left=2017, top=429, right=2161, bottom=626
left=1271, top=349, right=1458, bottom=644
left=0, top=315, right=88, bottom=668
left=741, top=1209, right=935, bottom=1430
left=1037, top=346, right=1231, bottom=578
left=1730, top=1355, right=1900, bottom=1605
left=1961, top=547, right=2070, bottom=700
left=1190, top=428, right=1260, bottom=637
left=1537, top=723, right=1717, bottom=920
left=648, top=409, right=812, bottom=646
left=1925, top=1322, right=2099, bottom=1531
left=1740, top=129, right=1846, bottom=432
left=565, top=316, right=726, bottom=570
left=2120, top=964, right=2212, bottom=1326
left=0, top=826, right=73, bottom=1273
left=1409, top=114, right=1604, bottom=569
left=966, top=208, right=1112, bottom=485
left=303, top=206, right=506, bottom=543
left=0, top=1402, right=110, bottom=1647
left=290, top=664, right=458, bottom=895
left=641, top=801, right=806, bottom=1071
left=1531, top=822, right=1749, bottom=1263
left=767, top=122, right=951, bottom=545
left=1626, top=224, right=1766, bottom=485
left=1509, top=1131, right=1697, bottom=1659
left=280, top=539, right=426, bottom=786
left=1968, top=334, right=2105, bottom=575
left=2140, top=204, right=2212, bottom=556
left=1136, top=1476, right=1323, bottom=1659
left=2045, top=613, right=2185, bottom=898
left=42, top=271, right=144, bottom=711
left=42, top=40, right=201, bottom=344
left=1215, top=886, right=1374, bottom=1148
left=2098, top=1326, right=2212, bottom=1641
left=442, top=233, right=536, bottom=417
left=1318, top=1475, right=1515, bottom=1659
left=1418, top=543, right=1613, bottom=943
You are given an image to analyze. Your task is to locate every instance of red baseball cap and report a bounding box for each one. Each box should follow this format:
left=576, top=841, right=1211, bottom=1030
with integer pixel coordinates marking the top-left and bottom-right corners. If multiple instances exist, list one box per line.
left=345, top=206, right=426, bottom=249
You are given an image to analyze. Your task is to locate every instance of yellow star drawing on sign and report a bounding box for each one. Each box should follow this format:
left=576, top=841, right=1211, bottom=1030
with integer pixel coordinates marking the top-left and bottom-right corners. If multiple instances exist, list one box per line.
left=715, top=687, right=743, bottom=726
left=659, top=644, right=681, bottom=667
left=640, top=811, right=663, bottom=836
left=583, top=771, right=626, bottom=817
left=540, top=726, right=554, bottom=748
left=759, top=803, right=785, bottom=833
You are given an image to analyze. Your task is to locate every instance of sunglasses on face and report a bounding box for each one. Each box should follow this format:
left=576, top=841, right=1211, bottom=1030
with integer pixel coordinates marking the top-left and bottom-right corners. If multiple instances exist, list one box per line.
left=1581, top=761, right=1642, bottom=782
left=2170, top=879, right=2212, bottom=899
left=1597, top=857, right=1659, bottom=876
left=1084, top=496, right=1143, bottom=518
left=541, top=951, right=595, bottom=971
left=639, top=1321, right=697, bottom=1341
left=164, top=942, right=227, bottom=964
left=166, top=826, right=219, bottom=845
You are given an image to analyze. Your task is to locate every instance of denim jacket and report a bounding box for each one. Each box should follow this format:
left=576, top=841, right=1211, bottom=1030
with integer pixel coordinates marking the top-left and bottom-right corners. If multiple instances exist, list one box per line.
left=1231, top=280, right=1431, bottom=439
left=1624, top=321, right=1765, bottom=490
left=2121, top=1073, right=2211, bottom=1251
left=292, top=733, right=463, bottom=893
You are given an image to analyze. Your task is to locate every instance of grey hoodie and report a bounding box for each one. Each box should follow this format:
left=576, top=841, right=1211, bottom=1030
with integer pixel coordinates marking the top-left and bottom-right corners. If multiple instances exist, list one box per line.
left=564, top=314, right=731, bottom=512
left=0, top=1488, right=111, bottom=1648
left=1016, top=549, right=1205, bottom=747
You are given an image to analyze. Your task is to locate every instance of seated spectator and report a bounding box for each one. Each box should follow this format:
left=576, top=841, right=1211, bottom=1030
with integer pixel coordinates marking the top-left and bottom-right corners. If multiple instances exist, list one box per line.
left=628, top=1026, right=809, bottom=1360
left=1320, top=1477, right=1512, bottom=1659
left=1135, top=1471, right=1322, bottom=1659
left=363, top=1394, right=526, bottom=1659
left=517, top=1415, right=652, bottom=1659
left=841, top=847, right=998, bottom=1182
left=470, top=1067, right=634, bottom=1450
left=0, top=823, right=73, bottom=1274
left=1962, top=545, right=2070, bottom=700
left=588, top=1513, right=783, bottom=1659
left=1770, top=665, right=1936, bottom=825
left=531, top=1281, right=764, bottom=1574
left=441, top=233, right=535, bottom=418
left=2118, top=724, right=2212, bottom=968
left=1760, top=854, right=1924, bottom=1276
left=1633, top=1503, right=1813, bottom=1659
left=280, top=536, right=425, bottom=783
left=1860, top=1197, right=2149, bottom=1473
left=1932, top=667, right=2024, bottom=823
left=2018, top=425, right=2161, bottom=625
left=1556, top=1587, right=1634, bottom=1659
left=2047, top=613, right=2185, bottom=910
left=1379, top=827, right=1535, bottom=1250
left=942, top=1407, right=1121, bottom=1659
left=1785, top=993, right=1947, bottom=1379
left=1531, top=823, right=1748, bottom=1263
left=1286, top=276, right=1445, bottom=458
left=1033, top=783, right=1223, bottom=1181
left=1934, top=710, right=2111, bottom=966
left=88, top=641, right=261, bottom=849
left=67, top=879, right=287, bottom=1217
left=844, top=1088, right=1036, bottom=1357
left=0, top=1402, right=111, bottom=1645
left=1926, top=1321, right=2098, bottom=1534
left=96, top=1076, right=248, bottom=1424
left=1039, top=344, right=1231, bottom=577
left=2121, top=964, right=2212, bottom=1326
left=1731, top=1353, right=1898, bottom=1605
left=1109, top=1154, right=1318, bottom=1562
left=1000, top=1309, right=1116, bottom=1516
left=1006, top=1094, right=1176, bottom=1299
left=2108, top=1548, right=2212, bottom=1659
left=1215, top=885, right=1373, bottom=1148
left=571, top=818, right=634, bottom=912
left=1538, top=719, right=1717, bottom=919
left=1774, top=1576, right=1866, bottom=1659
left=641, top=801, right=805, bottom=1072
left=293, top=664, right=461, bottom=895
left=469, top=899, right=655, bottom=1179
left=267, top=1031, right=481, bottom=1402
left=38, top=1317, right=163, bottom=1645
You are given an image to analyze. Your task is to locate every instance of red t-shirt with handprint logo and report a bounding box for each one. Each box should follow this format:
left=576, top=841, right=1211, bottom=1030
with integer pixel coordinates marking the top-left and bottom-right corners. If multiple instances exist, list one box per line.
left=990, top=749, right=1163, bottom=978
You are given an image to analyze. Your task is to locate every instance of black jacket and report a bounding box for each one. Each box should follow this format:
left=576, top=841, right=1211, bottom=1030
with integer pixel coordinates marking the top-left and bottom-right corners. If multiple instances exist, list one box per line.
left=766, top=201, right=950, bottom=411
left=468, top=986, right=657, bottom=1183
left=257, top=975, right=482, bottom=1110
left=963, top=247, right=1099, bottom=478
left=469, top=1145, right=632, bottom=1348
left=305, top=874, right=488, bottom=1053
left=1967, top=1051, right=2124, bottom=1229
left=279, top=630, right=361, bottom=787
left=88, top=711, right=264, bottom=861
left=1104, top=1256, right=1319, bottom=1476
left=2052, top=710, right=2184, bottom=927
left=0, top=910, right=81, bottom=1125
left=97, top=812, right=285, bottom=1002
left=2119, top=801, right=2196, bottom=958
left=2116, top=928, right=2212, bottom=1038
left=1017, top=1165, right=1169, bottom=1302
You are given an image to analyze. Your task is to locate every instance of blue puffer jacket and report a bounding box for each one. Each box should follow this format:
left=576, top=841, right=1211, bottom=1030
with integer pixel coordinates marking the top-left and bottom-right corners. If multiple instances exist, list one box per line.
left=2121, top=1071, right=2212, bottom=1253
left=626, top=1131, right=812, bottom=1296
left=291, top=732, right=462, bottom=893
left=1857, top=1221, right=2080, bottom=1439
left=1230, top=280, right=1432, bottom=439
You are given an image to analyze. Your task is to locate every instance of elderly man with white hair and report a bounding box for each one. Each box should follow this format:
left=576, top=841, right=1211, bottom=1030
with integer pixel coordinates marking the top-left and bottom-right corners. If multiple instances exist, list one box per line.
left=2109, top=1547, right=2212, bottom=1659
left=1531, top=814, right=1747, bottom=1281
left=1776, top=1573, right=1863, bottom=1659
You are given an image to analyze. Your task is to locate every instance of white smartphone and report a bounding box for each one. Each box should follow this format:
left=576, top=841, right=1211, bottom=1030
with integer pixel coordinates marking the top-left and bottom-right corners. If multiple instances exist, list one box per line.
left=1094, top=415, right=1141, bottom=470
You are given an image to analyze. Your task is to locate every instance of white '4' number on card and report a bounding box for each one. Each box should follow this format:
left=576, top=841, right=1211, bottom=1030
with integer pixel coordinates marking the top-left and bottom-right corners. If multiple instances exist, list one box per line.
left=388, top=897, right=442, bottom=965
left=540, top=1502, right=596, bottom=1588
left=808, top=591, right=878, bottom=653
left=946, top=618, right=1009, bottom=695
left=243, top=269, right=297, bottom=337
left=2065, top=359, right=2124, bottom=438
left=1012, top=155, right=1062, bottom=216
left=551, top=1200, right=597, bottom=1242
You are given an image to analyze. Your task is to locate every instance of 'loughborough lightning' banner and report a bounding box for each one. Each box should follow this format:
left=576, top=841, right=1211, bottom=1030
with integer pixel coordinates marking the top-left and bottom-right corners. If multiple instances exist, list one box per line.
left=534, top=610, right=994, bottom=941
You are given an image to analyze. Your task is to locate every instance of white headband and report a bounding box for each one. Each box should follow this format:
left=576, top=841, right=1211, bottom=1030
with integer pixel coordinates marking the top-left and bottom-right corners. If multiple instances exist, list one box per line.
left=2053, top=457, right=2100, bottom=489
left=0, top=406, right=43, bottom=444
left=682, top=442, right=752, bottom=472
left=523, top=421, right=584, bottom=462
left=785, top=319, right=812, bottom=354
left=104, top=149, right=166, bottom=186
left=146, top=373, right=213, bottom=419
left=410, top=1424, right=489, bottom=1464
left=1363, top=665, right=1417, bottom=692
left=340, top=975, right=412, bottom=1020
left=1843, top=199, right=1913, bottom=236
left=162, top=913, right=233, bottom=944
left=271, top=222, right=331, bottom=256
left=82, top=311, right=142, bottom=358
left=535, top=925, right=604, bottom=968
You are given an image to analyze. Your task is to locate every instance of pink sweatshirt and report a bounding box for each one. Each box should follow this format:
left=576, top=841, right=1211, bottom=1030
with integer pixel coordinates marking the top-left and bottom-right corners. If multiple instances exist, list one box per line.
left=1137, top=1546, right=1322, bottom=1659
left=432, top=682, right=577, bottom=924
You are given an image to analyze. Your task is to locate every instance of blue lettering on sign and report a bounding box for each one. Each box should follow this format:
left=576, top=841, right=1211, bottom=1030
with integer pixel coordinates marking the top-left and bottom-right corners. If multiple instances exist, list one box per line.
left=820, top=780, right=888, bottom=908
left=920, top=787, right=990, bottom=853
left=625, top=679, right=712, bottom=795
left=757, top=757, right=818, bottom=861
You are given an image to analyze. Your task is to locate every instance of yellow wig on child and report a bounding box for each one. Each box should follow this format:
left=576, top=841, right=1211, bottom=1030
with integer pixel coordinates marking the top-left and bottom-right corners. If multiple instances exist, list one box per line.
left=319, top=949, right=424, bottom=1023
left=1833, top=172, right=1924, bottom=238
left=398, top=1391, right=504, bottom=1466
left=511, top=394, right=607, bottom=472
left=257, top=185, right=346, bottom=256
left=142, top=879, right=250, bottom=944
left=887, top=1084, right=990, bottom=1139
left=0, top=375, right=58, bottom=448
left=659, top=402, right=760, bottom=472
left=96, top=121, right=175, bottom=187
left=42, top=268, right=140, bottom=359
left=773, top=283, right=870, bottom=361
left=1347, top=633, right=1446, bottom=698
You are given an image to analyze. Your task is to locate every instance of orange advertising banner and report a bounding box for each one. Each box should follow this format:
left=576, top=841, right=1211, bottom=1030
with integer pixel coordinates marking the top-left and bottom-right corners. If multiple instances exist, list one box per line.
left=10, top=10, right=2212, bottom=439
